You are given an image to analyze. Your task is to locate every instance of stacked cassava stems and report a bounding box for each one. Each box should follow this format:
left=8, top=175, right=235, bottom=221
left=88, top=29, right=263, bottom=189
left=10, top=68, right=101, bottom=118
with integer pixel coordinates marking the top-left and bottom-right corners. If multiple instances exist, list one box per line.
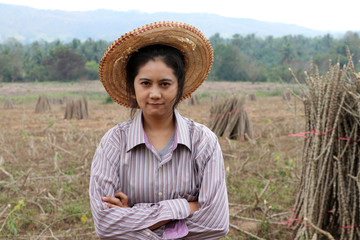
left=64, top=97, right=88, bottom=120
left=35, top=95, right=51, bottom=113
left=209, top=95, right=252, bottom=140
left=3, top=99, right=14, bottom=109
left=248, top=93, right=257, bottom=101
left=291, top=47, right=360, bottom=240
left=188, top=95, right=200, bottom=105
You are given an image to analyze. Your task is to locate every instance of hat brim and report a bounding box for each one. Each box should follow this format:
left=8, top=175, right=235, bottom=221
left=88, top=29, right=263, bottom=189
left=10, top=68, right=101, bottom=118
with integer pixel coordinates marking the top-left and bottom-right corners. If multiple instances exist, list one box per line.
left=99, top=21, right=214, bottom=108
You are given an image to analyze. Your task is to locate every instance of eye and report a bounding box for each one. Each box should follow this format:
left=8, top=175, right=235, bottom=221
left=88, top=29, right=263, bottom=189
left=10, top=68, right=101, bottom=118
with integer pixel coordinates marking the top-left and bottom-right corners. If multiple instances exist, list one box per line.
left=140, top=81, right=150, bottom=86
left=161, top=82, right=171, bottom=87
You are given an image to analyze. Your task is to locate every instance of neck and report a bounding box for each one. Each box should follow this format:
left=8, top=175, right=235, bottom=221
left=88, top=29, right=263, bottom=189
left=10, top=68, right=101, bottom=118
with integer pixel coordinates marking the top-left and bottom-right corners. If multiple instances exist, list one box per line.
left=142, top=110, right=175, bottom=133
left=142, top=110, right=176, bottom=152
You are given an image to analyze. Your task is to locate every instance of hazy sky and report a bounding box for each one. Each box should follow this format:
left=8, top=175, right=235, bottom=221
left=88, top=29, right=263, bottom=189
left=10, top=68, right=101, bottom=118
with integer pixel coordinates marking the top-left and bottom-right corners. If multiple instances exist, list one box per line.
left=1, top=0, right=359, bottom=31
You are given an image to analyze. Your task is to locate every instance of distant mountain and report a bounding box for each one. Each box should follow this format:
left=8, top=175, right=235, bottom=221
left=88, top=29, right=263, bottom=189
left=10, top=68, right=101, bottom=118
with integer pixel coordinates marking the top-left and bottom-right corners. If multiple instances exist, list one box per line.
left=0, top=3, right=346, bottom=43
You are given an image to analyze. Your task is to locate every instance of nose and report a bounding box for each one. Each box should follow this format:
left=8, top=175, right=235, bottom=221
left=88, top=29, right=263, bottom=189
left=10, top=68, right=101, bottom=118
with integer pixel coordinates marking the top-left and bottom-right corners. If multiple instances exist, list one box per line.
left=149, top=86, right=161, bottom=99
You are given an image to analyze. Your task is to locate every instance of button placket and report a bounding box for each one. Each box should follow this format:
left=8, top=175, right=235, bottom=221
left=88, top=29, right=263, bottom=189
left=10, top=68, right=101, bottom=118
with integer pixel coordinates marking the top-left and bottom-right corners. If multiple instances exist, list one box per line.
left=158, top=162, right=166, bottom=201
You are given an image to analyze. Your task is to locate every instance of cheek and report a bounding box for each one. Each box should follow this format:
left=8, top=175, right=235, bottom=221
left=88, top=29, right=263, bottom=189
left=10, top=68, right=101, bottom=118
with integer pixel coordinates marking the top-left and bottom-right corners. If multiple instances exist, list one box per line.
left=133, top=86, right=142, bottom=104
left=134, top=84, right=143, bottom=96
left=171, top=85, right=179, bottom=98
left=134, top=92, right=143, bottom=102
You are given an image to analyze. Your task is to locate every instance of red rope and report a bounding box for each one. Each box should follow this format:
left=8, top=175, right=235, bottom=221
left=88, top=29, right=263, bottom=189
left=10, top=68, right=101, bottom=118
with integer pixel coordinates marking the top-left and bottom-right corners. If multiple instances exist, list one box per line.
left=278, top=208, right=357, bottom=229
left=288, top=128, right=359, bottom=143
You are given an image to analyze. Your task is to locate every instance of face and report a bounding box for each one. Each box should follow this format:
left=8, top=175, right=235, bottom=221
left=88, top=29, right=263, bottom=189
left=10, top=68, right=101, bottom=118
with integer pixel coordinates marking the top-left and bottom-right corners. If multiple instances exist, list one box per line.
left=134, top=58, right=178, bottom=119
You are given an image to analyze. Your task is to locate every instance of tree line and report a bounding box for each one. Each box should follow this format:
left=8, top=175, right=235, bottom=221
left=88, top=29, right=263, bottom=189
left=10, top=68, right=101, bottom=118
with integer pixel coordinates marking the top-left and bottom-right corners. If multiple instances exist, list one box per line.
left=0, top=31, right=359, bottom=83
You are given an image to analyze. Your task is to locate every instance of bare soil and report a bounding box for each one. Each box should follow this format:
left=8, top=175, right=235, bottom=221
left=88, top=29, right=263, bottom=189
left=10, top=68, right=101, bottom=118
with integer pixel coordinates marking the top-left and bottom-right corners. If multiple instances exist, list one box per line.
left=0, top=81, right=304, bottom=239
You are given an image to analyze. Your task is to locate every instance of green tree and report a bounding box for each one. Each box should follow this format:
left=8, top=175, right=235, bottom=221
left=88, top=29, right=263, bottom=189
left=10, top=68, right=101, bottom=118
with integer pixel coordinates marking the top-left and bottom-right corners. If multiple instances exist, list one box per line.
left=280, top=37, right=296, bottom=65
left=78, top=38, right=109, bottom=63
left=209, top=33, right=226, bottom=47
left=243, top=56, right=267, bottom=83
left=43, top=46, right=86, bottom=81
left=0, top=38, right=25, bottom=82
left=342, top=31, right=360, bottom=67
left=71, top=38, right=81, bottom=50
left=3, top=37, right=25, bottom=56
left=1, top=31, right=359, bottom=84
left=23, top=40, right=48, bottom=81
left=84, top=60, right=99, bottom=80
left=0, top=52, right=24, bottom=82
left=213, top=44, right=248, bottom=81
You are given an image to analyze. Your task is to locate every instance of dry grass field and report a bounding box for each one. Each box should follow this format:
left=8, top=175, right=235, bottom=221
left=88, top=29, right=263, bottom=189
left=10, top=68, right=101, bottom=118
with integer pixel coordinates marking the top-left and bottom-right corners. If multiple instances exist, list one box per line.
left=0, top=81, right=305, bottom=239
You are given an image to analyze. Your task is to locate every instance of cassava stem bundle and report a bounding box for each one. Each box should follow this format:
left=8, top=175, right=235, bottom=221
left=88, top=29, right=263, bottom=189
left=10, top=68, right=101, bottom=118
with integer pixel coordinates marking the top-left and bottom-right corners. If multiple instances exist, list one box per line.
left=209, top=95, right=253, bottom=140
left=35, top=95, right=51, bottom=113
left=291, top=47, right=360, bottom=240
left=64, top=97, right=88, bottom=120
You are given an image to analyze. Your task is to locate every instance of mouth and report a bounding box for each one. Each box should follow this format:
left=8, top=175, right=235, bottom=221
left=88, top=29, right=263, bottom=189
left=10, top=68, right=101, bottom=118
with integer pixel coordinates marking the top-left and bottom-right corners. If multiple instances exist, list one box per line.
left=148, top=103, right=164, bottom=105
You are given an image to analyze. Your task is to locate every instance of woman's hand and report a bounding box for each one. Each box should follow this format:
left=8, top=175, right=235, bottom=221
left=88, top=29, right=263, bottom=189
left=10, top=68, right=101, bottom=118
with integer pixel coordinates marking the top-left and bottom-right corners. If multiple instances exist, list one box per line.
left=188, top=201, right=199, bottom=214
left=102, top=192, right=130, bottom=208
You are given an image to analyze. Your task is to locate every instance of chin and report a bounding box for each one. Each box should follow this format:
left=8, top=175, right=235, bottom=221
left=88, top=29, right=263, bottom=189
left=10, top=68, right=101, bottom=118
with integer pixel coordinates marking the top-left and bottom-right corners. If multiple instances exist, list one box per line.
left=144, top=109, right=172, bottom=117
left=144, top=109, right=163, bottom=115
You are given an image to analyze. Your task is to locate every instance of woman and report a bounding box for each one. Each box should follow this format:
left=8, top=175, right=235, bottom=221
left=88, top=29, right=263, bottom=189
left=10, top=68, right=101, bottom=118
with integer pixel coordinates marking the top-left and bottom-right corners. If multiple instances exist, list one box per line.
left=89, top=21, right=229, bottom=239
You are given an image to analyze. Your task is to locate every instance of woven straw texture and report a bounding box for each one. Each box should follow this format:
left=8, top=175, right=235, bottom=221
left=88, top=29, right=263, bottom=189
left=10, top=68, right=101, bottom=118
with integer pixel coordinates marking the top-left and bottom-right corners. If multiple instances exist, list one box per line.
left=99, top=21, right=214, bottom=107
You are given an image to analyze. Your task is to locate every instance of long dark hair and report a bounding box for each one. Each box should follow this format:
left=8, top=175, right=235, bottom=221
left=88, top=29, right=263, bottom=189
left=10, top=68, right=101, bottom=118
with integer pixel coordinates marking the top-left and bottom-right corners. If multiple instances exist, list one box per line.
left=125, top=44, right=185, bottom=116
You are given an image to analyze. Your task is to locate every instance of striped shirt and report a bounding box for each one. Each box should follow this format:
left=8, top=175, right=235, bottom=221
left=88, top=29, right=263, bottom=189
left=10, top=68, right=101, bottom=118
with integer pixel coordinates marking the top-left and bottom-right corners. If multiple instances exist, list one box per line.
left=89, top=110, right=229, bottom=239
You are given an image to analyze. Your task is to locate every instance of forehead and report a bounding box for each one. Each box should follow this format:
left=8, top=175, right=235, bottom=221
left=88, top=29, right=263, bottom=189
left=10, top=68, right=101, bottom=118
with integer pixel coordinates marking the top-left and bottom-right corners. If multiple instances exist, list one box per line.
left=138, top=59, right=176, bottom=74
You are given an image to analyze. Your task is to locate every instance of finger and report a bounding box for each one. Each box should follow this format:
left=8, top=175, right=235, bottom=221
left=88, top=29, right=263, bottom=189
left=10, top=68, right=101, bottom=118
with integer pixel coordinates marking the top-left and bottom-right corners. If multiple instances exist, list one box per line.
left=115, top=192, right=129, bottom=205
left=103, top=196, right=124, bottom=207
left=103, top=199, right=123, bottom=208
left=114, top=192, right=128, bottom=199
left=104, top=202, right=120, bottom=208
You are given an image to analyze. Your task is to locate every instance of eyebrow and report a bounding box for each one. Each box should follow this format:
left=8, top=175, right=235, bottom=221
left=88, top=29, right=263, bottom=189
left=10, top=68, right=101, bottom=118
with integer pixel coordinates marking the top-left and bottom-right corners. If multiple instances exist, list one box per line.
left=160, top=78, right=174, bottom=82
left=138, top=78, right=174, bottom=82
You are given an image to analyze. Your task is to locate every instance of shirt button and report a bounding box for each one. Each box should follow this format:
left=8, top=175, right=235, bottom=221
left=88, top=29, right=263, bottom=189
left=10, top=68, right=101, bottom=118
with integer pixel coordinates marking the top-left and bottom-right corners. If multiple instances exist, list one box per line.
left=158, top=192, right=163, bottom=196
left=147, top=232, right=151, bottom=236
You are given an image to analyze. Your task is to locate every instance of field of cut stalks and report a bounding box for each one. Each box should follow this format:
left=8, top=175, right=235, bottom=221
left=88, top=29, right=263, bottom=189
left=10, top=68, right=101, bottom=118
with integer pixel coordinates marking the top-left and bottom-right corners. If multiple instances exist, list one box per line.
left=0, top=81, right=304, bottom=239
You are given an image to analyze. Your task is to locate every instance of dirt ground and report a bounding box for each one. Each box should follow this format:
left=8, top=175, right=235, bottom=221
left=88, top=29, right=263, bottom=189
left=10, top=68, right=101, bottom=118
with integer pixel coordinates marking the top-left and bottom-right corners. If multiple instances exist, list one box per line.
left=0, top=81, right=304, bottom=239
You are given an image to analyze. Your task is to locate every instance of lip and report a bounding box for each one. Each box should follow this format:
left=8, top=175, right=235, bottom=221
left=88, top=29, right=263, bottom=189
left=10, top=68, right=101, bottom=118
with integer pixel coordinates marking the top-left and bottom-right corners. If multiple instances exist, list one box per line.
left=148, top=103, right=164, bottom=105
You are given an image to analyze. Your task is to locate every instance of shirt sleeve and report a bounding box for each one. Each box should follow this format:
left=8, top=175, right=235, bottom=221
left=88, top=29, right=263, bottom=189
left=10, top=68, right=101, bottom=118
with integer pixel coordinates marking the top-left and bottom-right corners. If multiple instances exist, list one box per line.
left=185, top=136, right=230, bottom=239
left=89, top=139, right=191, bottom=240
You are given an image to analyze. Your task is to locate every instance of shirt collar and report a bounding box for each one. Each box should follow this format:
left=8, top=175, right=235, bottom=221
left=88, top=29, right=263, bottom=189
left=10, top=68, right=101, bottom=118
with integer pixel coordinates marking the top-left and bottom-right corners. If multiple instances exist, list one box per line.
left=173, top=109, right=191, bottom=151
left=126, top=110, right=146, bottom=152
left=126, top=109, right=192, bottom=152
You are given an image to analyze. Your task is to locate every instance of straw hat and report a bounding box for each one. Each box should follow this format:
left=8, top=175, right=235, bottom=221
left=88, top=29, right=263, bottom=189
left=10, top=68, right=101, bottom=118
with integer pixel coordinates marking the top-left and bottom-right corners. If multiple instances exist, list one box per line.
left=98, top=21, right=214, bottom=107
